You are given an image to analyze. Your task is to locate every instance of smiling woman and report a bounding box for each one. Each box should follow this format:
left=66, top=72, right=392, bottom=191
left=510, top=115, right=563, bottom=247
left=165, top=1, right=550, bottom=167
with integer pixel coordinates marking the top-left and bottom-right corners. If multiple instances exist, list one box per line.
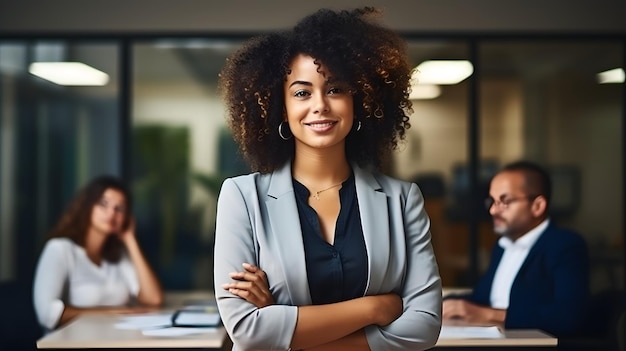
left=214, top=7, right=442, bottom=351
left=283, top=54, right=355, bottom=156
left=0, top=4, right=622, bottom=350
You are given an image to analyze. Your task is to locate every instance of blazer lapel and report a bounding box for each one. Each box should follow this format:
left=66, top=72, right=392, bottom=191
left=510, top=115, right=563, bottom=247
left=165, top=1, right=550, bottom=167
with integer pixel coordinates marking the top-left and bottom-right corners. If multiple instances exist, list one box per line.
left=265, top=162, right=312, bottom=305
left=353, top=165, right=391, bottom=294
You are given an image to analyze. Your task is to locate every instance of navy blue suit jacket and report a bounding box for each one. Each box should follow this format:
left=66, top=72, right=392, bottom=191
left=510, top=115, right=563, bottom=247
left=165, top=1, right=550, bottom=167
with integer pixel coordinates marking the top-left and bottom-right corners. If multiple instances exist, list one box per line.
left=465, top=223, right=590, bottom=337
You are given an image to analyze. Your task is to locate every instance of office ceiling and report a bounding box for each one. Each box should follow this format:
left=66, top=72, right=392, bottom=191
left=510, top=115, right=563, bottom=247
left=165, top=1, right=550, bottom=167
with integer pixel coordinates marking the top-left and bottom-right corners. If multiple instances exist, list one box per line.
left=2, top=38, right=620, bottom=98
left=130, top=38, right=622, bottom=86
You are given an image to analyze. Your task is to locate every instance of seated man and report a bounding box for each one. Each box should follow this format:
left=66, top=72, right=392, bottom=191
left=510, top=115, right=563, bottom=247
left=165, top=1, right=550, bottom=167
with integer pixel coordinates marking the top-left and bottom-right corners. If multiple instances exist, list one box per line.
left=443, top=161, right=589, bottom=337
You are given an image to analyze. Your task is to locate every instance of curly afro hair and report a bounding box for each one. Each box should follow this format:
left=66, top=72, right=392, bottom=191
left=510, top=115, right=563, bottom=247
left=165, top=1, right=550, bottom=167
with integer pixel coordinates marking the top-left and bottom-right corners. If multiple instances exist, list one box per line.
left=218, top=7, right=413, bottom=173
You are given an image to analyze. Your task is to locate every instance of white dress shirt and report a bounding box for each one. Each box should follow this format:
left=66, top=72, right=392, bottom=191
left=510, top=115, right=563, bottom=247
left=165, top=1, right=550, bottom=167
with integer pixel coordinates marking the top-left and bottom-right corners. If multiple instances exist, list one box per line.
left=489, top=219, right=549, bottom=309
left=32, top=238, right=140, bottom=330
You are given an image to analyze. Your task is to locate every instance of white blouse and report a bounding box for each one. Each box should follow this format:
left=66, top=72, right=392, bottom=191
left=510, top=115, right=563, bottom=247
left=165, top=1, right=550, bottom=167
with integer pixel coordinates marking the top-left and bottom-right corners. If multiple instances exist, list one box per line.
left=32, top=238, right=140, bottom=330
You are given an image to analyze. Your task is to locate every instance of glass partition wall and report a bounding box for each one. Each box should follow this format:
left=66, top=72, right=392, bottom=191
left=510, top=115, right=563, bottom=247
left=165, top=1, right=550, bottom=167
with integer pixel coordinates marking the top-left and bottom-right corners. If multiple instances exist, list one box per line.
left=0, top=40, right=120, bottom=282
left=396, top=41, right=473, bottom=286
left=131, top=39, right=246, bottom=289
left=1, top=36, right=623, bottom=295
left=478, top=40, right=624, bottom=292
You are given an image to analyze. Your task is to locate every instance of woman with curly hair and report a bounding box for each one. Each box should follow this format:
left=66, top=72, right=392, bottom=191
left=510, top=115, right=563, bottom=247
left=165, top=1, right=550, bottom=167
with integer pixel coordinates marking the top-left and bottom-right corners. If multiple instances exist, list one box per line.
left=32, top=175, right=163, bottom=332
left=214, top=7, right=441, bottom=351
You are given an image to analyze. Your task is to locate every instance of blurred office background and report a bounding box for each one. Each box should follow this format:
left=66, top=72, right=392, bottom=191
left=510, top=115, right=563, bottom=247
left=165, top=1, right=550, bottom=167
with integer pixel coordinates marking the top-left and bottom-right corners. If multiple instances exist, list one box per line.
left=0, top=0, right=624, bottom=297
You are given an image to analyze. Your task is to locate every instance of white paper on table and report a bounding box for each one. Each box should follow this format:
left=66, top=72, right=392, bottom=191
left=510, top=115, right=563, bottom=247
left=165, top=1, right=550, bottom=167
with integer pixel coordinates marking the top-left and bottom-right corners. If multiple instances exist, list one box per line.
left=439, top=325, right=504, bottom=339
left=114, top=313, right=172, bottom=330
left=142, top=327, right=218, bottom=337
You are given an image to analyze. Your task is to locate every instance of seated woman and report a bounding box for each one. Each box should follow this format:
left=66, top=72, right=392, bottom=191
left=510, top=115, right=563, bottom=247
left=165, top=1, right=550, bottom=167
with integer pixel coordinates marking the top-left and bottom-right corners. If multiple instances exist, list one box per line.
left=33, top=175, right=163, bottom=331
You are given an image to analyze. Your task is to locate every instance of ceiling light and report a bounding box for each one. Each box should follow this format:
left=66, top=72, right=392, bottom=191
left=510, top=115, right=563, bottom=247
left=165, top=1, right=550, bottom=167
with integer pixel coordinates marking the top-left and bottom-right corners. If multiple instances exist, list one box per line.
left=409, top=84, right=441, bottom=100
left=153, top=39, right=236, bottom=50
left=596, top=68, right=625, bottom=84
left=412, top=60, right=473, bottom=85
left=29, top=62, right=109, bottom=86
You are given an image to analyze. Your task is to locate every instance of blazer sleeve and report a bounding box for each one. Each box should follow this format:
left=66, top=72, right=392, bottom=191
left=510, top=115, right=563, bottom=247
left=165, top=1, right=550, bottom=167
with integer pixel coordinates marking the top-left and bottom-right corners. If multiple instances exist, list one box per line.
left=364, top=182, right=442, bottom=351
left=505, top=232, right=590, bottom=336
left=213, top=178, right=298, bottom=351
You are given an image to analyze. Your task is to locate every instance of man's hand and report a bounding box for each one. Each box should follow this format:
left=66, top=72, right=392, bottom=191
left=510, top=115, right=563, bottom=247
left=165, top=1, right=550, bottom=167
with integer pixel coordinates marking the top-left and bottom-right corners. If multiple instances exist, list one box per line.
left=442, top=299, right=506, bottom=325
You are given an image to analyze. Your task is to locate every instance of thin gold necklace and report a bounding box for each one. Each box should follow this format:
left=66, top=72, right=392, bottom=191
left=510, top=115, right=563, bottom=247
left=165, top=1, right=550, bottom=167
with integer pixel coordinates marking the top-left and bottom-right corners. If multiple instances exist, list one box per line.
left=312, top=182, right=343, bottom=200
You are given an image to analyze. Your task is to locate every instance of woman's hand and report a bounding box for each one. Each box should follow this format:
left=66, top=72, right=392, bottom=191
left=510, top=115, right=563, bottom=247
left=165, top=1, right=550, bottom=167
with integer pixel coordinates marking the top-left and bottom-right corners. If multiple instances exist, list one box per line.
left=118, top=216, right=137, bottom=245
left=369, top=293, right=403, bottom=326
left=222, top=263, right=275, bottom=308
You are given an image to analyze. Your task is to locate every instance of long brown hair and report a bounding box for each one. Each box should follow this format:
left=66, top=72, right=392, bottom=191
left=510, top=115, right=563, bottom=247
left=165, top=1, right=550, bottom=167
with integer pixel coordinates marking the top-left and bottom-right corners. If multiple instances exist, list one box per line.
left=47, top=175, right=132, bottom=262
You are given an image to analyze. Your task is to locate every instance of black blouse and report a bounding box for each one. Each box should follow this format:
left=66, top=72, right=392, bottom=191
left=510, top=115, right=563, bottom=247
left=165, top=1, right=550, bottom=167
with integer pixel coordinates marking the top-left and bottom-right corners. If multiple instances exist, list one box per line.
left=292, top=173, right=368, bottom=305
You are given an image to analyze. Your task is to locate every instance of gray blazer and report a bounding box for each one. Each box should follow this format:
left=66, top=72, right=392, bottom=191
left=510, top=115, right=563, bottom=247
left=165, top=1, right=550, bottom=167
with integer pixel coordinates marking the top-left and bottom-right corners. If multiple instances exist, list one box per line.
left=214, top=162, right=442, bottom=351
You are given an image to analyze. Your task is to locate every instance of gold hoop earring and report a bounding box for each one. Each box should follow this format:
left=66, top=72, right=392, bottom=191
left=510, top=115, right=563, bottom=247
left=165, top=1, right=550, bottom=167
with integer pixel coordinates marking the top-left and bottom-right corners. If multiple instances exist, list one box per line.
left=278, top=121, right=293, bottom=140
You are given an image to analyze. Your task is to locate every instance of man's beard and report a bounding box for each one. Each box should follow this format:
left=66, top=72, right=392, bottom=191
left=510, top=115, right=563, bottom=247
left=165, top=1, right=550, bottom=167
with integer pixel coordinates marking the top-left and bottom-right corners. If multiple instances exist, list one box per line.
left=492, top=216, right=508, bottom=236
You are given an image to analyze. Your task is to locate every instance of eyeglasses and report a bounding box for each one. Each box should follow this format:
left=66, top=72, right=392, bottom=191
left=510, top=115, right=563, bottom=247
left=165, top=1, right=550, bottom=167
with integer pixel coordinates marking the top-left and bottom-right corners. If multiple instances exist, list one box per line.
left=484, top=196, right=536, bottom=210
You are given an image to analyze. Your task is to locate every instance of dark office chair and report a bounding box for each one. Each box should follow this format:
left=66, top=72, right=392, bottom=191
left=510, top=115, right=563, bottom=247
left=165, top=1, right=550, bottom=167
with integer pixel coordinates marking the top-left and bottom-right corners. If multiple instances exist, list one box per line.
left=0, top=280, right=42, bottom=350
left=618, top=310, right=625, bottom=351
left=559, top=289, right=626, bottom=351
left=412, top=173, right=446, bottom=199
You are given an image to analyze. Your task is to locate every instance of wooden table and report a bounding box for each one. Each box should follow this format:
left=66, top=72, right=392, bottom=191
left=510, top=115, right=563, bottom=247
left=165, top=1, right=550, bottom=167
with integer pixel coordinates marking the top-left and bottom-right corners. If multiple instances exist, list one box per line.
left=37, top=290, right=557, bottom=350
left=436, top=318, right=557, bottom=349
left=439, top=288, right=557, bottom=349
left=37, top=291, right=229, bottom=350
left=436, top=328, right=557, bottom=348
left=37, top=314, right=227, bottom=349
left=442, top=287, right=472, bottom=298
